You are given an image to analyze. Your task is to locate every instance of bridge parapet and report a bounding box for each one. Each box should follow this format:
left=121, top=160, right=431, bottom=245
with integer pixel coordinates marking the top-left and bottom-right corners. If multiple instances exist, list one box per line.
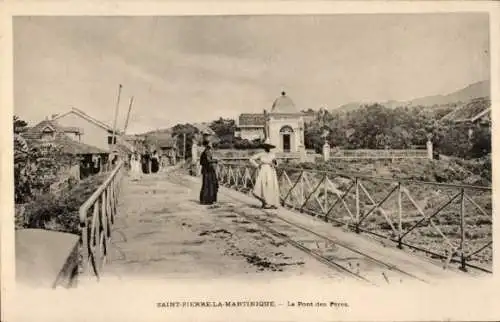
left=16, top=229, right=80, bottom=288
left=78, top=160, right=126, bottom=281
left=216, top=163, right=492, bottom=274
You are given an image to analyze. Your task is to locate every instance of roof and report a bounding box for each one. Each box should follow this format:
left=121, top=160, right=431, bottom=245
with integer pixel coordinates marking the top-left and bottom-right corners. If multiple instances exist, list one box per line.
left=22, top=119, right=107, bottom=155
left=53, top=107, right=123, bottom=134
left=22, top=119, right=84, bottom=139
left=157, top=137, right=177, bottom=148
left=238, top=113, right=266, bottom=127
left=61, top=126, right=83, bottom=134
left=192, top=123, right=216, bottom=135
left=142, top=131, right=177, bottom=149
left=441, top=97, right=491, bottom=123
left=22, top=119, right=62, bottom=140
left=123, top=134, right=145, bottom=141
left=57, top=136, right=108, bottom=155
left=34, top=135, right=108, bottom=155
left=111, top=142, right=133, bottom=154
left=271, top=91, right=299, bottom=113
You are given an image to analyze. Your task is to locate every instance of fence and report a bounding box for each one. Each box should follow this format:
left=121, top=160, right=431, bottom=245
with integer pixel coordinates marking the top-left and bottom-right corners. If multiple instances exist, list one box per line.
left=330, top=149, right=429, bottom=160
left=216, top=162, right=492, bottom=273
left=78, top=160, right=126, bottom=280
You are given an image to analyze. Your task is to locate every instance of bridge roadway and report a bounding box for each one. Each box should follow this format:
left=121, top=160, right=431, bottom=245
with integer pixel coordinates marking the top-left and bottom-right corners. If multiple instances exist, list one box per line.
left=104, top=168, right=467, bottom=286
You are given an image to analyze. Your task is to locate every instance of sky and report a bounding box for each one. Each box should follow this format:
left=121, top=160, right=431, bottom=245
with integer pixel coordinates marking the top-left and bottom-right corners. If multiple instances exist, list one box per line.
left=14, top=14, right=489, bottom=134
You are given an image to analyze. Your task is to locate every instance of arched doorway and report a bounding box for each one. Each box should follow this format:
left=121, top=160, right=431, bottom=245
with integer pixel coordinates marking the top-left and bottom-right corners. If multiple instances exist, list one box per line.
left=280, top=125, right=294, bottom=152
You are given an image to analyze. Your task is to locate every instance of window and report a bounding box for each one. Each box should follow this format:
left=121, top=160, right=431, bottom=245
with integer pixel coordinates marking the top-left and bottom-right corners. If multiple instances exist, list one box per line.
left=41, top=132, right=55, bottom=141
left=108, top=136, right=117, bottom=144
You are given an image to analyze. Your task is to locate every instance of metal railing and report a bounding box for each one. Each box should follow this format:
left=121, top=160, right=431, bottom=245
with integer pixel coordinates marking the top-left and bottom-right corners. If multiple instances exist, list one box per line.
left=216, top=162, right=492, bottom=273
left=78, top=160, right=126, bottom=280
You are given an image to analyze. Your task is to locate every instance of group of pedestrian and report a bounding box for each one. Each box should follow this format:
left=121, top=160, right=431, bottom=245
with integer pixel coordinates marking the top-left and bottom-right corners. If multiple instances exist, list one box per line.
left=129, top=150, right=161, bottom=180
left=198, top=138, right=280, bottom=210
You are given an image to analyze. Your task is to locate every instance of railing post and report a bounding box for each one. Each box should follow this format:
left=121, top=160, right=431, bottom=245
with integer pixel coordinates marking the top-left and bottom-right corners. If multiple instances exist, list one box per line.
left=459, top=188, right=467, bottom=272
left=323, top=177, right=328, bottom=215
left=78, top=212, right=89, bottom=280
left=397, top=182, right=403, bottom=249
left=299, top=175, right=305, bottom=212
left=355, top=177, right=360, bottom=233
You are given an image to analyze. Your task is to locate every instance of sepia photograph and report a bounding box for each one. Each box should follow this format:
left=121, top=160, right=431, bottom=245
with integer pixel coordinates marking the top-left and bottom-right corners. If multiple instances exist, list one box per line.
left=3, top=4, right=498, bottom=321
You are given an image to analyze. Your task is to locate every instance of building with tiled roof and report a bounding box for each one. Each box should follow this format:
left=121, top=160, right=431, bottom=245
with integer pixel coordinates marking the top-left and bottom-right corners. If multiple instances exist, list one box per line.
left=22, top=119, right=107, bottom=156
left=235, top=92, right=307, bottom=153
left=441, top=97, right=491, bottom=125
left=238, top=113, right=267, bottom=127
left=22, top=119, right=84, bottom=142
left=50, top=107, right=127, bottom=153
left=192, top=123, right=216, bottom=136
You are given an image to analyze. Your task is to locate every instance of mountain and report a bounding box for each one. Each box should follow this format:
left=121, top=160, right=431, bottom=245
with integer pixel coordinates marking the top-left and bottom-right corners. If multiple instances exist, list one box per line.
left=407, top=80, right=490, bottom=107
left=333, top=80, right=490, bottom=112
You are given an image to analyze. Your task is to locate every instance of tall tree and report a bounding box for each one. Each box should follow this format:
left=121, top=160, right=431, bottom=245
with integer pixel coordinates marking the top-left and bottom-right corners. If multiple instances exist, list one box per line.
left=171, top=123, right=199, bottom=159
left=14, top=115, right=28, bottom=134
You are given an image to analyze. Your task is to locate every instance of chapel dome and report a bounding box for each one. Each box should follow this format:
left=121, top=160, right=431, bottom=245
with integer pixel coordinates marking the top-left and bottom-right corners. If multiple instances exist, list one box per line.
left=271, top=91, right=298, bottom=113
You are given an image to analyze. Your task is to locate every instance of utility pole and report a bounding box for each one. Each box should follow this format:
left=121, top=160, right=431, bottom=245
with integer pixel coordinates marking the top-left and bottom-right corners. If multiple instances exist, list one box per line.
left=123, top=96, right=134, bottom=135
left=111, top=84, right=123, bottom=153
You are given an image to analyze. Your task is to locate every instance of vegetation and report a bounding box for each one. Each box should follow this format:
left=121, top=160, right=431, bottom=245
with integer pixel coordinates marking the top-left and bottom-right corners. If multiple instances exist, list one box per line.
left=14, top=116, right=77, bottom=204
left=21, top=173, right=107, bottom=233
left=13, top=115, right=106, bottom=233
left=171, top=123, right=200, bottom=159
left=305, top=103, right=490, bottom=161
left=171, top=100, right=490, bottom=163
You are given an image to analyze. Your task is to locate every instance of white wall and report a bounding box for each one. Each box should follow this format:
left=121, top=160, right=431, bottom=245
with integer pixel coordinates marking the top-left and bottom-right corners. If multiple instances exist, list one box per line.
left=268, top=116, right=303, bottom=152
left=240, top=128, right=265, bottom=141
left=55, top=112, right=110, bottom=151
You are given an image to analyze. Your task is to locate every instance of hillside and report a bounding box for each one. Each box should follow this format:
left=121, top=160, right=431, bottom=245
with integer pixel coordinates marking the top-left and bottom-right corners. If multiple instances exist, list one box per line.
left=334, top=80, right=490, bottom=112
left=407, top=80, right=490, bottom=107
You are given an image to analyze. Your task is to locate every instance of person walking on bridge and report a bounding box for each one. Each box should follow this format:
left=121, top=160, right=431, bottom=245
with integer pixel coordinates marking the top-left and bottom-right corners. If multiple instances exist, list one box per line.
left=130, top=152, right=142, bottom=180
left=250, top=139, right=280, bottom=209
left=199, top=139, right=219, bottom=207
left=151, top=150, right=160, bottom=173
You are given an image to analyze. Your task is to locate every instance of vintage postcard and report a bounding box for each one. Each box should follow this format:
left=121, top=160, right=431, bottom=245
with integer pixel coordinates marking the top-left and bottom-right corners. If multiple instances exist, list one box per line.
left=1, top=1, right=499, bottom=321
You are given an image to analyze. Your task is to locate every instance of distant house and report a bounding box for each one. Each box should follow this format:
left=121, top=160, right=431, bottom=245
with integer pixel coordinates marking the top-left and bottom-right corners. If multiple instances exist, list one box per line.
left=51, top=107, right=134, bottom=153
left=440, top=97, right=491, bottom=126
left=139, top=132, right=178, bottom=164
left=22, top=118, right=109, bottom=178
left=157, top=135, right=178, bottom=165
left=235, top=92, right=310, bottom=153
left=192, top=123, right=216, bottom=136
left=440, top=97, right=491, bottom=140
left=236, top=113, right=267, bottom=141
left=23, top=118, right=84, bottom=143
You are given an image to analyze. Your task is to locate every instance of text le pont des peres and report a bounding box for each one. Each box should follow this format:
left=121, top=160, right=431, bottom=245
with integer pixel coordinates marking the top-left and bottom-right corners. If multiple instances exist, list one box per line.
left=287, top=301, right=349, bottom=308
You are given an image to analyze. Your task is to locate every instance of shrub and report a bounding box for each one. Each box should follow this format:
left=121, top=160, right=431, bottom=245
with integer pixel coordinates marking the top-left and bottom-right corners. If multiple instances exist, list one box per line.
left=23, top=173, right=107, bottom=234
left=14, top=142, right=76, bottom=204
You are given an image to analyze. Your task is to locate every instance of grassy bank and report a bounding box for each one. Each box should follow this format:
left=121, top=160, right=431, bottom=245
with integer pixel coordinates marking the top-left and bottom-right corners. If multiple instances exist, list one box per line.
left=18, top=173, right=108, bottom=234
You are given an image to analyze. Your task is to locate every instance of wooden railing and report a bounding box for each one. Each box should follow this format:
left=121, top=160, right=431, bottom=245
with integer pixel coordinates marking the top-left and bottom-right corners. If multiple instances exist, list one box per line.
left=78, top=160, right=125, bottom=280
left=216, top=162, right=492, bottom=273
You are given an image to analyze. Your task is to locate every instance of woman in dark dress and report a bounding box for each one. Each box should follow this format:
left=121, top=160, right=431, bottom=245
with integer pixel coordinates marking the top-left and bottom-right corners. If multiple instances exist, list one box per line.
left=151, top=150, right=160, bottom=173
left=142, top=152, right=150, bottom=174
left=199, top=140, right=219, bottom=206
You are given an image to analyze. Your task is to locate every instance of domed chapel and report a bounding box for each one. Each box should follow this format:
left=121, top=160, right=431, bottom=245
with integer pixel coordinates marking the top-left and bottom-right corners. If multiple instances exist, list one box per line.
left=236, top=92, right=314, bottom=153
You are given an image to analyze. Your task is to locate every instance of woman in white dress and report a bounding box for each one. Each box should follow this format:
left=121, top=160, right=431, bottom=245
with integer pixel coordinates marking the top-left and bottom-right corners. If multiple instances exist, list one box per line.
left=249, top=139, right=280, bottom=209
left=130, top=152, right=142, bottom=180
